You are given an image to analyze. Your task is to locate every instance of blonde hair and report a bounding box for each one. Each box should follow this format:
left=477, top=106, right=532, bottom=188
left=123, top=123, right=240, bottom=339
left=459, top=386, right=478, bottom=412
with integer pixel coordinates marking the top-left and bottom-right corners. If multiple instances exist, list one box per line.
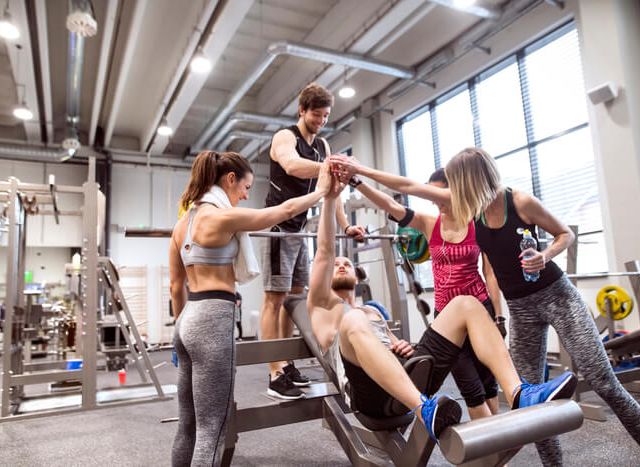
left=444, top=147, right=501, bottom=226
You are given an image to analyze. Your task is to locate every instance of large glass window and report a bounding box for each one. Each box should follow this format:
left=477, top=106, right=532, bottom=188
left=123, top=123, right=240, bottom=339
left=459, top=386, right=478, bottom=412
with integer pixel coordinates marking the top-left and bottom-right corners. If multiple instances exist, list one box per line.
left=435, top=88, right=475, bottom=165
left=524, top=28, right=588, bottom=141
left=476, top=61, right=527, bottom=156
left=397, top=22, right=604, bottom=276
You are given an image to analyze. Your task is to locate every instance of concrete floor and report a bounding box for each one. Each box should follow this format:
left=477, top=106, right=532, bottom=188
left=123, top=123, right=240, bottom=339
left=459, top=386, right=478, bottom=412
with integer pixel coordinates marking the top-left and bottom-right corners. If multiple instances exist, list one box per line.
left=0, top=350, right=639, bottom=466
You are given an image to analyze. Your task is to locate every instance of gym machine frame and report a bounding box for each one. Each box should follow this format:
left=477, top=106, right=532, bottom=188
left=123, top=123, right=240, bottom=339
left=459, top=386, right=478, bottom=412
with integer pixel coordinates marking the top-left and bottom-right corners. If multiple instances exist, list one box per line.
left=557, top=226, right=640, bottom=421
left=1, top=159, right=167, bottom=422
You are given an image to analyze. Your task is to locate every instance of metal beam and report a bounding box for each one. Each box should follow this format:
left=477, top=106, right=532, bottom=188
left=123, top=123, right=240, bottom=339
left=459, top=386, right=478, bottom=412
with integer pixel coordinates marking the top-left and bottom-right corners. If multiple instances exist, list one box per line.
left=147, top=0, right=253, bottom=155
left=7, top=0, right=41, bottom=142
left=34, top=0, right=53, bottom=143
left=103, top=0, right=148, bottom=147
left=88, top=0, right=118, bottom=146
left=138, top=0, right=220, bottom=152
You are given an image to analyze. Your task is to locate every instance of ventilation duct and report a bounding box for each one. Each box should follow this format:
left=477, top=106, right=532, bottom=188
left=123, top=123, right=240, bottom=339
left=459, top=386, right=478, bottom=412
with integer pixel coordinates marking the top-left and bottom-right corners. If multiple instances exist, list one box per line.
left=192, top=41, right=415, bottom=152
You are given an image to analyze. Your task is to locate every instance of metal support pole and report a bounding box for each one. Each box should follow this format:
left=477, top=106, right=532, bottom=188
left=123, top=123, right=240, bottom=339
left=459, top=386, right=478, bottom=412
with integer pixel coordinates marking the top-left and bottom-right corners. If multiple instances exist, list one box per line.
left=379, top=225, right=410, bottom=342
left=2, top=178, right=23, bottom=417
left=80, top=179, right=99, bottom=409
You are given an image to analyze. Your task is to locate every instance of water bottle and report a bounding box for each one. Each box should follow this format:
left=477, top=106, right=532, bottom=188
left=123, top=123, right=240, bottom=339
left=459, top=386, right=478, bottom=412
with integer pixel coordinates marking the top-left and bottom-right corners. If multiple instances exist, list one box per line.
left=519, top=229, right=540, bottom=282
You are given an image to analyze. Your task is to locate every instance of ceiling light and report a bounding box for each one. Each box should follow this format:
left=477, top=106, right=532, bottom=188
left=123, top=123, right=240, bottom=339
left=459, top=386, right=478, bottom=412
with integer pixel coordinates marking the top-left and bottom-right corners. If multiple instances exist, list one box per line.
left=0, top=9, right=19, bottom=40
left=60, top=147, right=77, bottom=162
left=453, top=0, right=477, bottom=9
left=13, top=102, right=33, bottom=121
left=157, top=118, right=173, bottom=136
left=190, top=48, right=212, bottom=74
left=66, top=0, right=98, bottom=37
left=338, top=86, right=356, bottom=99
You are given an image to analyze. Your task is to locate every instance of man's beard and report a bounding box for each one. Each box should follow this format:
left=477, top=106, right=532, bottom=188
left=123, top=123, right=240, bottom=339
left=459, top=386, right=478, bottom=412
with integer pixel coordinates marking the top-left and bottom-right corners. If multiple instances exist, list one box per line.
left=331, top=276, right=356, bottom=291
left=304, top=120, right=319, bottom=135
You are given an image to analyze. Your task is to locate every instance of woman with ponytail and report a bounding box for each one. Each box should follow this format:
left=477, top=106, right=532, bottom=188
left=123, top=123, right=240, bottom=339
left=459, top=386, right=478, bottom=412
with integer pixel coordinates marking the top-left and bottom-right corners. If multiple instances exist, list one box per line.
left=170, top=151, right=333, bottom=466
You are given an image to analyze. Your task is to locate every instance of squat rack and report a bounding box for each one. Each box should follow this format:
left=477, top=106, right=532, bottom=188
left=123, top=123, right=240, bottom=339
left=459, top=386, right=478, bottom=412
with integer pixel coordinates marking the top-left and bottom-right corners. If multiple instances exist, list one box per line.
left=0, top=160, right=167, bottom=421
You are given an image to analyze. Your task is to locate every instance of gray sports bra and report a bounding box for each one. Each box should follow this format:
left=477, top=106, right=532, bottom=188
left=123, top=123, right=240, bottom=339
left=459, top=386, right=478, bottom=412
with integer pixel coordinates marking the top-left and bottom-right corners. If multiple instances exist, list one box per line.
left=180, top=205, right=238, bottom=267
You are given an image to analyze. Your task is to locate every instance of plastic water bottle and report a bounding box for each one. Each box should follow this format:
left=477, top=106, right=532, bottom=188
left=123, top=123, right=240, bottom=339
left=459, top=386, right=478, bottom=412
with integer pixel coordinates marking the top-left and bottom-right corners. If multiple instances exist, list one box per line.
left=519, top=229, right=540, bottom=282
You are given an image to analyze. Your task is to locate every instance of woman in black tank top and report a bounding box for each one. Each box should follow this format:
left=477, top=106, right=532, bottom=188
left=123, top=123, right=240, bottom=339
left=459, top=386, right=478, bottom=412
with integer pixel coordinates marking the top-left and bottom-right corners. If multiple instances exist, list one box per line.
left=445, top=148, right=640, bottom=462
left=331, top=147, right=640, bottom=462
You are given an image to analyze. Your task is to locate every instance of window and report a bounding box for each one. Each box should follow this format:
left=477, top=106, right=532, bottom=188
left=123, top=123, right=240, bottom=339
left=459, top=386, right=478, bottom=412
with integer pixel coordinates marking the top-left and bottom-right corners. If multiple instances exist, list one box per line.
left=476, top=61, right=527, bottom=156
left=435, top=88, right=475, bottom=165
left=397, top=22, right=604, bottom=275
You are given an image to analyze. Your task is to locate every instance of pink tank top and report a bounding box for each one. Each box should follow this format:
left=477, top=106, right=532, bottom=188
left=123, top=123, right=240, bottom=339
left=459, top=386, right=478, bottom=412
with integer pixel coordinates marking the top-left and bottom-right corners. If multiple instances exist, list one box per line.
left=430, top=215, right=489, bottom=312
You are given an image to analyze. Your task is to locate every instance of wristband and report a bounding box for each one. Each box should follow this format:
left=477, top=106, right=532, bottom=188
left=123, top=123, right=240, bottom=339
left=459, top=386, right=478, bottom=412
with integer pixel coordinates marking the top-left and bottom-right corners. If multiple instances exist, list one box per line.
left=344, top=225, right=351, bottom=234
left=348, top=175, right=363, bottom=188
left=388, top=207, right=415, bottom=228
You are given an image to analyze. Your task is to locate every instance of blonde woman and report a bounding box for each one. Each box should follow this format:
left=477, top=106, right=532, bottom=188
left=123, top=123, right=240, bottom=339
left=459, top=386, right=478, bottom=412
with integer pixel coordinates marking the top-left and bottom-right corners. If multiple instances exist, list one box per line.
left=169, top=151, right=332, bottom=466
left=331, top=161, right=504, bottom=421
left=333, top=148, right=640, bottom=464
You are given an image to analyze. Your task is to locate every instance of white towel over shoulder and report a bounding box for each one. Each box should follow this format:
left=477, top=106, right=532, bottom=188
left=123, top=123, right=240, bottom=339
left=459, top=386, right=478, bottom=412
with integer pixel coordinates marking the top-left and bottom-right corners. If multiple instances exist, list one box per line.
left=200, top=185, right=260, bottom=284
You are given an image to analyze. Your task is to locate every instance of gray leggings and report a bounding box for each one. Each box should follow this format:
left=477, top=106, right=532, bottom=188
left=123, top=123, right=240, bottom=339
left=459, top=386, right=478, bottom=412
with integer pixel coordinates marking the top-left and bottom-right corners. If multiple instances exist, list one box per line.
left=508, top=275, right=640, bottom=466
left=172, top=296, right=236, bottom=467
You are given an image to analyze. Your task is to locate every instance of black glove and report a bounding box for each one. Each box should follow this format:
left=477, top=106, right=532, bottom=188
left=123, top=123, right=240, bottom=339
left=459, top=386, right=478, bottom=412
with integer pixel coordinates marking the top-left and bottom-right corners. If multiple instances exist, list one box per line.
left=495, top=316, right=507, bottom=338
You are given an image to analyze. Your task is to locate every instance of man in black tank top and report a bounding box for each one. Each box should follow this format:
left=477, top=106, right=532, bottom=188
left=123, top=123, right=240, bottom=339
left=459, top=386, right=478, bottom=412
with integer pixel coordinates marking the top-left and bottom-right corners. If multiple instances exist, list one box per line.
left=261, top=83, right=366, bottom=399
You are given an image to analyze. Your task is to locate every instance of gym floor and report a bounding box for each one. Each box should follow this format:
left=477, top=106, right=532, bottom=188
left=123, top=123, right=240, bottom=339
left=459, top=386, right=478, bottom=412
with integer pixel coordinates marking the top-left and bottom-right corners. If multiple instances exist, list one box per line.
left=1, top=350, right=639, bottom=466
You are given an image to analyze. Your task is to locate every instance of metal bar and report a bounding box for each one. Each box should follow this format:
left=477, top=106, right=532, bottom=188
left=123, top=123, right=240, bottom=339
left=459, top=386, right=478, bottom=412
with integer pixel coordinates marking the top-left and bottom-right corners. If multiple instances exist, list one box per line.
left=624, top=260, right=640, bottom=306
left=0, top=181, right=84, bottom=193
left=80, top=179, right=99, bottom=409
left=322, top=397, right=387, bottom=466
left=566, top=271, right=640, bottom=279
left=124, top=228, right=402, bottom=241
left=10, top=370, right=82, bottom=385
left=233, top=397, right=325, bottom=433
left=2, top=178, right=20, bottom=417
left=379, top=225, right=410, bottom=342
left=236, top=338, right=313, bottom=366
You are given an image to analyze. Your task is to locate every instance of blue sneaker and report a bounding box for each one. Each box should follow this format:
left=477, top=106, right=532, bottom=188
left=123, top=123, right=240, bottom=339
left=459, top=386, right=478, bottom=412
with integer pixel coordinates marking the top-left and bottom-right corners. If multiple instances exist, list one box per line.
left=516, top=371, right=577, bottom=409
left=420, top=394, right=462, bottom=442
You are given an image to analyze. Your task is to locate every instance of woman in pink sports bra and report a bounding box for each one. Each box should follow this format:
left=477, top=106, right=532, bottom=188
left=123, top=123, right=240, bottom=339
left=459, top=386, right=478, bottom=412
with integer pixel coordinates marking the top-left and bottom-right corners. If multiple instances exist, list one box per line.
left=332, top=161, right=505, bottom=421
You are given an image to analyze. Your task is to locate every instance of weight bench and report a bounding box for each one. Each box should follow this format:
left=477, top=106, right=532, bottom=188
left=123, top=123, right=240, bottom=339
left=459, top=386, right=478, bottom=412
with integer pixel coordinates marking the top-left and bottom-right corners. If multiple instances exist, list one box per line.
left=604, top=328, right=640, bottom=361
left=283, top=295, right=585, bottom=466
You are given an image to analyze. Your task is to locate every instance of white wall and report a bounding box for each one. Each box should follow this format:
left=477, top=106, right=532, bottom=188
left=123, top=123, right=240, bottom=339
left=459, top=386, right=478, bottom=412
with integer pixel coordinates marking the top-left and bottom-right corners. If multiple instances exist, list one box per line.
left=108, top=161, right=272, bottom=339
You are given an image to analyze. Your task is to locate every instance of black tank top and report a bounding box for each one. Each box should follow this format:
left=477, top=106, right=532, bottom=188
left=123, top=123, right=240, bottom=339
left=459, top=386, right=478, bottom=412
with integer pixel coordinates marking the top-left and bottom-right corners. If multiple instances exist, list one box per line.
left=265, top=125, right=326, bottom=232
left=474, top=188, right=563, bottom=300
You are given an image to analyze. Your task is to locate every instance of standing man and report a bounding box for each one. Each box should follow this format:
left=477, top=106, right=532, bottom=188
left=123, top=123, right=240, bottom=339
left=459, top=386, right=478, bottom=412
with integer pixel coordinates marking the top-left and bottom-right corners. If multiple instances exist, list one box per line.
left=261, top=82, right=365, bottom=399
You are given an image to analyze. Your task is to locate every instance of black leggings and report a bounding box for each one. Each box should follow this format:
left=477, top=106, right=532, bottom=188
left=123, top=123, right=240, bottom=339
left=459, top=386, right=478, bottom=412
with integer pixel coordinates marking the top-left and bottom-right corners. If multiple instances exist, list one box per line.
left=434, top=300, right=498, bottom=407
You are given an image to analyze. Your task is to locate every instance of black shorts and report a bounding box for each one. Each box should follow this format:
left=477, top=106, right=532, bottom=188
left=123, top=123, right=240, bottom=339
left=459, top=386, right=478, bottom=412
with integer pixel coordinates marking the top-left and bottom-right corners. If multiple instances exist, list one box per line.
left=341, top=353, right=404, bottom=418
left=340, top=327, right=461, bottom=418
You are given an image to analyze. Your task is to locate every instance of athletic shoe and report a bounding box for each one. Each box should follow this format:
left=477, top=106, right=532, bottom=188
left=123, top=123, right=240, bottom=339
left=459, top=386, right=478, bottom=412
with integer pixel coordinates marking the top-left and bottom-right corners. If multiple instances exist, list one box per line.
left=420, top=394, right=462, bottom=443
left=515, top=371, right=577, bottom=409
left=283, top=362, right=311, bottom=387
left=267, top=372, right=304, bottom=400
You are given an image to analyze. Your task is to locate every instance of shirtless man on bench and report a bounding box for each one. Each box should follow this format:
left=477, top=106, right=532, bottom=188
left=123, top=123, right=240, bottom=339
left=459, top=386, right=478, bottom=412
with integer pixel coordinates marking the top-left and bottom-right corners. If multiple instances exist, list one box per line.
left=307, top=178, right=578, bottom=442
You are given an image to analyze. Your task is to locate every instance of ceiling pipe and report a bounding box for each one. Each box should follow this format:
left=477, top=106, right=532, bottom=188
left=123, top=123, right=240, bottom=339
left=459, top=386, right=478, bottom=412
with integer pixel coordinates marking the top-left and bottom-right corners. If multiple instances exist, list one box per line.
left=232, top=0, right=433, bottom=160
left=209, top=111, right=335, bottom=149
left=103, top=0, right=148, bottom=147
left=0, top=143, right=72, bottom=164
left=89, top=0, right=118, bottom=146
left=218, top=129, right=275, bottom=150
left=65, top=27, right=84, bottom=130
left=192, top=40, right=416, bottom=152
